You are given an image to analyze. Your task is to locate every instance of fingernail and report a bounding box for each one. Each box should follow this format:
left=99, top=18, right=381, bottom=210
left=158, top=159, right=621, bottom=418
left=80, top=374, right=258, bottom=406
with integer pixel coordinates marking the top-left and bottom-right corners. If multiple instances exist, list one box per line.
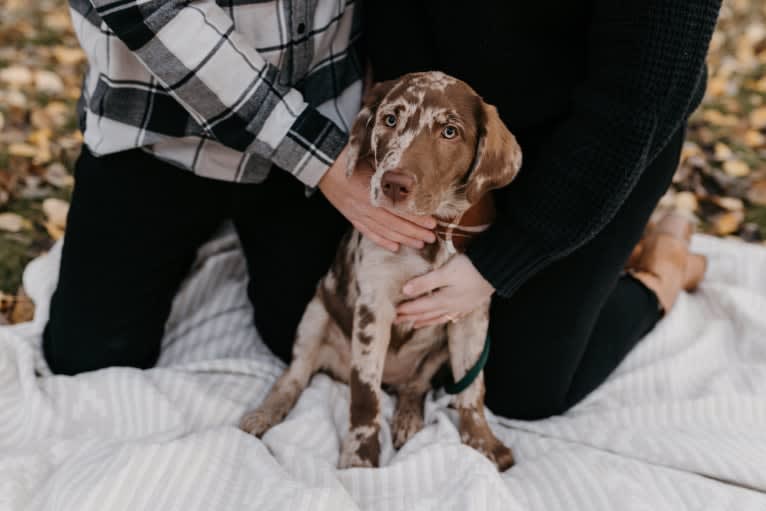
left=415, top=241, right=424, bottom=249
left=427, top=233, right=436, bottom=243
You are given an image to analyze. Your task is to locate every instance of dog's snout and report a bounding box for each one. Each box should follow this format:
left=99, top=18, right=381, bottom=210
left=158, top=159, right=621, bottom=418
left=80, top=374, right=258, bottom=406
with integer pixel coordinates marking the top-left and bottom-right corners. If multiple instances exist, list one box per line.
left=381, top=171, right=414, bottom=203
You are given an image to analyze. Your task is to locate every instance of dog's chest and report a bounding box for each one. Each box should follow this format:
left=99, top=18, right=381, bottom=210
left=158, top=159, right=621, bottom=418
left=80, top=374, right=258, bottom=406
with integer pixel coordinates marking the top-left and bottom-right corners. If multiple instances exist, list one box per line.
left=320, top=231, right=452, bottom=385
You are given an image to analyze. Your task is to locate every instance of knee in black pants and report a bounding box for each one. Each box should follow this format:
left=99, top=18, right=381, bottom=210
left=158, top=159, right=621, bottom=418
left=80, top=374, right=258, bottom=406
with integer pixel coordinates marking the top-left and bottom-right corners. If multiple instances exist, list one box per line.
left=43, top=291, right=166, bottom=375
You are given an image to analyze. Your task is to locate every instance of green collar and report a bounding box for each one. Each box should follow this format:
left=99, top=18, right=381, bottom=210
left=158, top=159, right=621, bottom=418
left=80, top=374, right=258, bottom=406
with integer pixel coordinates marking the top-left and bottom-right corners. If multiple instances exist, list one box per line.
left=444, top=335, right=491, bottom=395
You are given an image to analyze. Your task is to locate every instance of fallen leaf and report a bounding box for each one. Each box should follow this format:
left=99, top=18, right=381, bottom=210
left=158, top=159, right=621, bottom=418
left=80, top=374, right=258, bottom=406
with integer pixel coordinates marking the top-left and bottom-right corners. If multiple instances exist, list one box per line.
left=675, top=191, right=699, bottom=213
left=711, top=210, right=745, bottom=235
left=35, top=70, right=64, bottom=95
left=0, top=65, right=33, bottom=87
left=8, top=143, right=38, bottom=158
left=747, top=180, right=766, bottom=206
left=51, top=46, right=85, bottom=65
left=8, top=287, right=34, bottom=324
left=723, top=159, right=750, bottom=177
left=702, top=109, right=740, bottom=127
left=744, top=129, right=766, bottom=147
left=714, top=142, right=734, bottom=160
left=712, top=196, right=745, bottom=211
left=0, top=213, right=30, bottom=233
left=749, top=106, right=766, bottom=129
left=45, top=162, right=74, bottom=188
left=42, top=197, right=69, bottom=229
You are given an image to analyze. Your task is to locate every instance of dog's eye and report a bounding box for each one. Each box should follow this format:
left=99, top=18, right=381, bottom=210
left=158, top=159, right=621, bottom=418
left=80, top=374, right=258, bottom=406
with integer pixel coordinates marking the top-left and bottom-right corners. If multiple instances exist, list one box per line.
left=384, top=114, right=397, bottom=127
left=442, top=125, right=458, bottom=139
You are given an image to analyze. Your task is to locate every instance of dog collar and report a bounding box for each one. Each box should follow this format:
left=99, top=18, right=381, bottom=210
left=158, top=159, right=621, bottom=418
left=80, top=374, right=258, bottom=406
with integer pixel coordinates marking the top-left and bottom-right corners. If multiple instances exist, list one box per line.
left=444, top=334, right=491, bottom=395
left=434, top=194, right=496, bottom=254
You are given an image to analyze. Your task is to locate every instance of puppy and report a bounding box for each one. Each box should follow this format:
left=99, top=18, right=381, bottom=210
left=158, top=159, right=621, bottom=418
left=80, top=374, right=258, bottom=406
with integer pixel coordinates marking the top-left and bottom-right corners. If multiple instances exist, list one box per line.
left=240, top=71, right=522, bottom=471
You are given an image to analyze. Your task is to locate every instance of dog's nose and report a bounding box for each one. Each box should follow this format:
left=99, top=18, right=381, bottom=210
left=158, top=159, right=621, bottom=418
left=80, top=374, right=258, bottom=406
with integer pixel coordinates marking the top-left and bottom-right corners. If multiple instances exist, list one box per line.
left=381, top=171, right=414, bottom=203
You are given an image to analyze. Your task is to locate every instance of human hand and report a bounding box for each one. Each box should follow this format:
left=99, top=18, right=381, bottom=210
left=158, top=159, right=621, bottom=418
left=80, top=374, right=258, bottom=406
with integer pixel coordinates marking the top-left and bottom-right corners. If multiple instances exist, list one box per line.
left=395, top=254, right=494, bottom=328
left=319, top=146, right=437, bottom=252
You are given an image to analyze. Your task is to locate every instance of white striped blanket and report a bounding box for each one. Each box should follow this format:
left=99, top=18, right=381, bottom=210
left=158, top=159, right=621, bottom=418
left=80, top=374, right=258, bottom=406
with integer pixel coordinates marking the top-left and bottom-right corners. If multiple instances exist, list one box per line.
left=1, top=226, right=765, bottom=510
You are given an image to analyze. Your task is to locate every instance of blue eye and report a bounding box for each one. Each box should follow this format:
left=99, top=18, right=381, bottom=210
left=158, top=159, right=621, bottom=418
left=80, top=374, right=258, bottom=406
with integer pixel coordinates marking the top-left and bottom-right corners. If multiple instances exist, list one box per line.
left=384, top=114, right=397, bottom=127
left=442, top=125, right=457, bottom=139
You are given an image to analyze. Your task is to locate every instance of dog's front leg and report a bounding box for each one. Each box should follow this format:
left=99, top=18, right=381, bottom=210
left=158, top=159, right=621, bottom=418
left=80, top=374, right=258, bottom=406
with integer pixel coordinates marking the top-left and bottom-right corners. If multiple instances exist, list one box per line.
left=447, top=307, right=514, bottom=471
left=338, top=296, right=394, bottom=469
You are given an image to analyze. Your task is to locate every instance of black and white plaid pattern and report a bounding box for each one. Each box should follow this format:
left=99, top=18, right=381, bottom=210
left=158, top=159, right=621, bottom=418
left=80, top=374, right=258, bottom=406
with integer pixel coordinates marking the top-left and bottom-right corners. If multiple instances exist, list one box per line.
left=68, top=0, right=363, bottom=185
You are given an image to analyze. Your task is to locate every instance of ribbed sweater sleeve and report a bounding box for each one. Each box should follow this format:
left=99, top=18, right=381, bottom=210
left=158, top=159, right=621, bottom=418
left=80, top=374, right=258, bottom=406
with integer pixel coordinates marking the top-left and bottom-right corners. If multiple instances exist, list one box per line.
left=466, top=1, right=721, bottom=298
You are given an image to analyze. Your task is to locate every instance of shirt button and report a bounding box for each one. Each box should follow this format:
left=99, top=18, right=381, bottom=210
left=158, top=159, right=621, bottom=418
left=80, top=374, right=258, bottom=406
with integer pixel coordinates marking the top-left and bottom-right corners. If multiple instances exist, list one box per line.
left=297, top=22, right=306, bottom=34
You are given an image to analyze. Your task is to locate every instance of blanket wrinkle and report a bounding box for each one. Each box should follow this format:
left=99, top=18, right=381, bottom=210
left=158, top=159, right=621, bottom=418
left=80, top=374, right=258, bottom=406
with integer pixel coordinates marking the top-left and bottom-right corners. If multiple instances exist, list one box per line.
left=1, top=227, right=765, bottom=510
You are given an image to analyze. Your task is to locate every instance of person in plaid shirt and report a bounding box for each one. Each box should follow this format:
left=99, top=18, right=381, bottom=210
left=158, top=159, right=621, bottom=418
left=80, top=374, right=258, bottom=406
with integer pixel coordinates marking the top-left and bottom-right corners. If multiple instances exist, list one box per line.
left=44, top=0, right=438, bottom=373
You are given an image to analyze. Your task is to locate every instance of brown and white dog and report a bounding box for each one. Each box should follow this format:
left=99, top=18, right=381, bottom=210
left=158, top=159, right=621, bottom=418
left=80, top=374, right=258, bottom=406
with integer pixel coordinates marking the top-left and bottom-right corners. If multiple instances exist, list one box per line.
left=240, top=71, right=522, bottom=471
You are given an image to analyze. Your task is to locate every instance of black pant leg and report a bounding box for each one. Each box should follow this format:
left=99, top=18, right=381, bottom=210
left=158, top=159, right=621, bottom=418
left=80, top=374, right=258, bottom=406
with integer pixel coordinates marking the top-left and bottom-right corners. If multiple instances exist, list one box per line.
left=232, top=170, right=349, bottom=363
left=483, top=127, right=684, bottom=420
left=43, top=147, right=231, bottom=374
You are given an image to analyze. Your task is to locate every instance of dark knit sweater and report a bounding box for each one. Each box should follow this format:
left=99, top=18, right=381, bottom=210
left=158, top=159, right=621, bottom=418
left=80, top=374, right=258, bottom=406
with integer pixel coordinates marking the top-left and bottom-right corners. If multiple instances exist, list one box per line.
left=364, top=1, right=721, bottom=298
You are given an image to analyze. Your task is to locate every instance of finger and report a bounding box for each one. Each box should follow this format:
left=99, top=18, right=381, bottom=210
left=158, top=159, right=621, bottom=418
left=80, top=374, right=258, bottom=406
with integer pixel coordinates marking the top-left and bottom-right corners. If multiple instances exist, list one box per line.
left=391, top=209, right=437, bottom=230
left=394, top=308, right=447, bottom=325
left=396, top=291, right=447, bottom=315
left=414, top=313, right=456, bottom=329
left=401, top=270, right=446, bottom=297
left=365, top=216, right=425, bottom=250
left=353, top=221, right=399, bottom=252
left=370, top=208, right=437, bottom=244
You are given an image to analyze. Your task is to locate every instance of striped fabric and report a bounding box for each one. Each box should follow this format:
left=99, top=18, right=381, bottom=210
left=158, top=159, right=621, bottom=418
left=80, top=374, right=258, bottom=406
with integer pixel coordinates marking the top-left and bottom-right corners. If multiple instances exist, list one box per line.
left=68, top=0, right=363, bottom=185
left=1, top=227, right=765, bottom=510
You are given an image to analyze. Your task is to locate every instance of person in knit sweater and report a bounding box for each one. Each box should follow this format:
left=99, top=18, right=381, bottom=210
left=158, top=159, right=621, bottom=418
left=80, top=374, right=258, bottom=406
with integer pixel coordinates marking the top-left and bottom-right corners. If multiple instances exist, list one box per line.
left=366, top=1, right=721, bottom=418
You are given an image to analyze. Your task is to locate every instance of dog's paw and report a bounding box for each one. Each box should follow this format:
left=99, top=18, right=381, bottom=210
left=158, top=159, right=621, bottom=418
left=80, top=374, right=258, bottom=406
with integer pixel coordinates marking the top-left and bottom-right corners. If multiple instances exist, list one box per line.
left=239, top=408, right=278, bottom=437
left=462, top=432, right=514, bottom=471
left=391, top=407, right=424, bottom=449
left=338, top=429, right=380, bottom=469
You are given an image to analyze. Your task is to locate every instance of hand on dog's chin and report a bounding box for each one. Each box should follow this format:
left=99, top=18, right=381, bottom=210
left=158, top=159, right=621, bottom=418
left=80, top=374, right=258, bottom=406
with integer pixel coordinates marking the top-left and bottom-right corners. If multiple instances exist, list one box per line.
left=395, top=254, right=495, bottom=328
left=319, top=146, right=437, bottom=252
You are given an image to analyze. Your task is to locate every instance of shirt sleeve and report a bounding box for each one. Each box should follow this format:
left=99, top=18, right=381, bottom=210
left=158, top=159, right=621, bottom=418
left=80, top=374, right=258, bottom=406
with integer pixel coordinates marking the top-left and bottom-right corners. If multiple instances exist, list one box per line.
left=466, top=1, right=721, bottom=297
left=89, top=0, right=347, bottom=187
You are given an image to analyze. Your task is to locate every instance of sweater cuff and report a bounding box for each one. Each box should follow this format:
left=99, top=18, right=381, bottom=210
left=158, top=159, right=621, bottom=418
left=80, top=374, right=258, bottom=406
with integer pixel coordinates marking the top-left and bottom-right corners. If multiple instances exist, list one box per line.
left=465, top=222, right=556, bottom=299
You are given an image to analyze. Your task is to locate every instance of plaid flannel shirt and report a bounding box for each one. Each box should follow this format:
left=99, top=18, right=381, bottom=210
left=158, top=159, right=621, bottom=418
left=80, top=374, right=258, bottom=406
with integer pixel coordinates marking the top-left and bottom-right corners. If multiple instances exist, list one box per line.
left=68, top=0, right=363, bottom=186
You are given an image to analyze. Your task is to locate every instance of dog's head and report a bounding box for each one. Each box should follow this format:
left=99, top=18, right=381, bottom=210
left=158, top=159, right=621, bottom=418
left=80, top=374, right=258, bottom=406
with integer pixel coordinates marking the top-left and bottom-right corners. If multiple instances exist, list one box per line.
left=346, top=71, right=522, bottom=218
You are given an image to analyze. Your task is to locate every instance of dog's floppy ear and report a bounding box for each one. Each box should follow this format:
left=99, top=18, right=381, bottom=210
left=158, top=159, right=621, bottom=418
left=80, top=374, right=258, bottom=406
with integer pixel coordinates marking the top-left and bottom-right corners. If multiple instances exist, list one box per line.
left=464, top=101, right=522, bottom=203
left=346, top=80, right=396, bottom=176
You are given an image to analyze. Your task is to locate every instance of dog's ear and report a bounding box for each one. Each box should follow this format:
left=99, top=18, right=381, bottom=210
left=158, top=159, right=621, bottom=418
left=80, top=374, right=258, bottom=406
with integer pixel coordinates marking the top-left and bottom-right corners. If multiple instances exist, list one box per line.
left=346, top=80, right=396, bottom=176
left=464, top=101, right=522, bottom=203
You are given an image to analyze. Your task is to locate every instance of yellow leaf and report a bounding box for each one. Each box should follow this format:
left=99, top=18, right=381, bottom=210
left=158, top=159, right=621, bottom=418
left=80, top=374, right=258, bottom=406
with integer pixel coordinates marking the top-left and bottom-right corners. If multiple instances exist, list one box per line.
left=0, top=66, right=33, bottom=87
left=42, top=198, right=69, bottom=229
left=0, top=213, right=31, bottom=233
left=723, top=159, right=750, bottom=177
left=34, top=70, right=64, bottom=95
left=52, top=46, right=86, bottom=66
left=749, top=106, right=766, bottom=129
left=675, top=191, right=699, bottom=213
left=8, top=143, right=38, bottom=158
left=744, top=129, right=766, bottom=148
left=711, top=211, right=744, bottom=236
left=747, top=180, right=766, bottom=206
left=712, top=196, right=744, bottom=211
left=714, top=142, right=734, bottom=160
left=702, top=109, right=739, bottom=127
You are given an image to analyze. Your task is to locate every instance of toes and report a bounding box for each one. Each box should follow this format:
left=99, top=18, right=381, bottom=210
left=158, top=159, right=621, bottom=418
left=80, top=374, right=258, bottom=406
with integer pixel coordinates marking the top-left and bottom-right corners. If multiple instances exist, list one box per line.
left=239, top=409, right=275, bottom=437
left=492, top=443, right=515, bottom=472
left=391, top=412, right=424, bottom=449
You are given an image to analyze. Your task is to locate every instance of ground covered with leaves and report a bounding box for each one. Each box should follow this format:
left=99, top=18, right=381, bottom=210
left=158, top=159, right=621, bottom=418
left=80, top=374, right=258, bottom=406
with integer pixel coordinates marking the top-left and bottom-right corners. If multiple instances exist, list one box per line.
left=1, top=0, right=766, bottom=323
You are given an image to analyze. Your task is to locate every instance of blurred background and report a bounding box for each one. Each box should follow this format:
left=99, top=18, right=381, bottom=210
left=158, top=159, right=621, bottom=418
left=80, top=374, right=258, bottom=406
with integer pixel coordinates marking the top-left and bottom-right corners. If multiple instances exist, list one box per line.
left=0, top=0, right=765, bottom=323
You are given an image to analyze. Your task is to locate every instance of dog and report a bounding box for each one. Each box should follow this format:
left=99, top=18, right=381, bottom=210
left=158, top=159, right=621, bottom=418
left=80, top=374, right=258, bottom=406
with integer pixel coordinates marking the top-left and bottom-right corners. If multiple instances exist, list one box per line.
left=240, top=71, right=522, bottom=471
